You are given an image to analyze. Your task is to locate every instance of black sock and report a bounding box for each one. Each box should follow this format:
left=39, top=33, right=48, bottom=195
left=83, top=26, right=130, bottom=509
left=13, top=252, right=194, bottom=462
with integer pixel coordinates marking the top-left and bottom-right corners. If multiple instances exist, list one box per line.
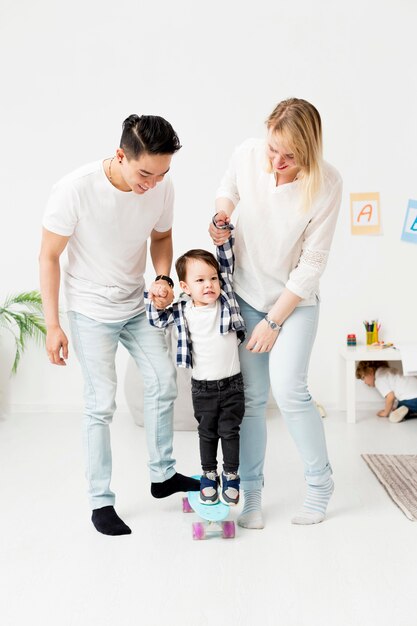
left=151, top=472, right=200, bottom=498
left=91, top=506, right=132, bottom=536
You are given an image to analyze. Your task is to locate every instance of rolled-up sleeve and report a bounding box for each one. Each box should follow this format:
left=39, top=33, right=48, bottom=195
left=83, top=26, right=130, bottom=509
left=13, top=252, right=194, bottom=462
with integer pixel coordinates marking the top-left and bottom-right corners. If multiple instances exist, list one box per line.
left=286, top=173, right=343, bottom=299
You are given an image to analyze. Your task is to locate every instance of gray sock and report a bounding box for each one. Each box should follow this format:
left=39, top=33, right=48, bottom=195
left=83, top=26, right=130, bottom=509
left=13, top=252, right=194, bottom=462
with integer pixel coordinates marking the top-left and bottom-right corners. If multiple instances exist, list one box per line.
left=292, top=477, right=334, bottom=525
left=237, top=489, right=264, bottom=529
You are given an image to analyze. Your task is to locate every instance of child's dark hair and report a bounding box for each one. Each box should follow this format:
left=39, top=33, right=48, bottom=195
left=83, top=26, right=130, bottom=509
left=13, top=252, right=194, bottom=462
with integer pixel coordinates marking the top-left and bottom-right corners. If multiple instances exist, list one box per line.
left=175, top=249, right=220, bottom=282
left=355, top=361, right=389, bottom=379
left=120, top=114, right=181, bottom=158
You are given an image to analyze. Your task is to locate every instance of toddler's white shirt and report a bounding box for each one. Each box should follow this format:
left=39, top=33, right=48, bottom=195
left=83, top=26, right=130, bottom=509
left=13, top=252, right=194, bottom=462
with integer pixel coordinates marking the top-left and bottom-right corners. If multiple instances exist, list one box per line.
left=184, top=301, right=240, bottom=381
left=375, top=367, right=417, bottom=401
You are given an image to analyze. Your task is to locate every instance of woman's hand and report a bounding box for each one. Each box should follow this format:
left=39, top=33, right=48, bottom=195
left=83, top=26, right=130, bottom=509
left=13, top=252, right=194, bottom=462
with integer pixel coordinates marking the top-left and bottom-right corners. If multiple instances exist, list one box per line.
left=246, top=320, right=280, bottom=353
left=208, top=210, right=231, bottom=246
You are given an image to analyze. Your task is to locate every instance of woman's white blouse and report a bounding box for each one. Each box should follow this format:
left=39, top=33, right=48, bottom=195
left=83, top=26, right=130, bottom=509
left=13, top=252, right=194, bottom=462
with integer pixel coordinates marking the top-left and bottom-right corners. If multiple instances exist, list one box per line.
left=216, top=138, right=343, bottom=311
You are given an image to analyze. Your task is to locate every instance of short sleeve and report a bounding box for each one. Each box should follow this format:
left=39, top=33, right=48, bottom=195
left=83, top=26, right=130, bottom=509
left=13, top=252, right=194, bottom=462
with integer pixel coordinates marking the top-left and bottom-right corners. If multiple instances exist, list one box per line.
left=375, top=369, right=394, bottom=398
left=42, top=181, right=80, bottom=236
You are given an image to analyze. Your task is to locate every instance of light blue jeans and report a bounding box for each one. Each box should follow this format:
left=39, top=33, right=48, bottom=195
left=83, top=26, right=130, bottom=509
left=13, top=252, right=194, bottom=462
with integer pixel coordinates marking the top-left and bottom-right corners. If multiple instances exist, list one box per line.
left=67, top=311, right=177, bottom=509
left=237, top=296, right=332, bottom=491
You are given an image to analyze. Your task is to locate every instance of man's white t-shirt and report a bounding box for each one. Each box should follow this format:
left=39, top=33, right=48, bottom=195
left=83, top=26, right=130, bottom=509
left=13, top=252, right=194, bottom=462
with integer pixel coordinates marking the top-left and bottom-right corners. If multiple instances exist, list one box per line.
left=43, top=160, right=174, bottom=322
left=375, top=367, right=417, bottom=401
left=184, top=301, right=240, bottom=381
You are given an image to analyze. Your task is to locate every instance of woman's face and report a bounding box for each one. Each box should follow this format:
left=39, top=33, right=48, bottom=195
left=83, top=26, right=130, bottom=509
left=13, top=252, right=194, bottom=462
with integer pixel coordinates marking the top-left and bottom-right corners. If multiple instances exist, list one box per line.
left=266, top=129, right=300, bottom=182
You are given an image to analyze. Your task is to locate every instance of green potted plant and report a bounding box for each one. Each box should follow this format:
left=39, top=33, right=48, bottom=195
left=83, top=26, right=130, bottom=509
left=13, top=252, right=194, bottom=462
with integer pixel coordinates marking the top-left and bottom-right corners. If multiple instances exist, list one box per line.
left=0, top=290, right=46, bottom=374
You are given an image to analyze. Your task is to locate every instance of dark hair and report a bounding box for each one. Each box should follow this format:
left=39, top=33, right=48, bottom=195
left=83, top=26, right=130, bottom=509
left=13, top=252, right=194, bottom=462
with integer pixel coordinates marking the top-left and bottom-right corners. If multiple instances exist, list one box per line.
left=120, top=114, right=181, bottom=159
left=355, top=361, right=390, bottom=379
left=175, top=249, right=220, bottom=282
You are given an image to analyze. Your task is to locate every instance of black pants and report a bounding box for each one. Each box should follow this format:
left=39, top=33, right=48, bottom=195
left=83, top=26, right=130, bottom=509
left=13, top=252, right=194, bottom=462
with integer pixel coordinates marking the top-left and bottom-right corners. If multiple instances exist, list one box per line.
left=191, top=372, right=245, bottom=474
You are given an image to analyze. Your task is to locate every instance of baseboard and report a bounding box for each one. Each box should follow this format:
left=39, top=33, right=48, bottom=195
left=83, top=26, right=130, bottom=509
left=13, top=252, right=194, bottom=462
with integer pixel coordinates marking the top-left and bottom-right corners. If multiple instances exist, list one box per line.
left=321, top=401, right=382, bottom=412
left=267, top=400, right=382, bottom=413
left=6, top=400, right=381, bottom=416
left=7, top=403, right=130, bottom=415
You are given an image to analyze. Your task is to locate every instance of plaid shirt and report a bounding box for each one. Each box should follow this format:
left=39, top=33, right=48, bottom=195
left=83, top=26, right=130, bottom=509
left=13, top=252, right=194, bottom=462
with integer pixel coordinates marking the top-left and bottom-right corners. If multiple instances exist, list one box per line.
left=145, top=230, right=246, bottom=368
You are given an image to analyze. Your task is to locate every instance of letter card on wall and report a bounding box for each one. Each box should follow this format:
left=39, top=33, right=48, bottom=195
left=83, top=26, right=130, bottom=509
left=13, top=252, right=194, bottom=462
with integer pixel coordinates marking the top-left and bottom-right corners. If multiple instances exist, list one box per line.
left=350, top=192, right=381, bottom=235
left=401, top=199, right=417, bottom=244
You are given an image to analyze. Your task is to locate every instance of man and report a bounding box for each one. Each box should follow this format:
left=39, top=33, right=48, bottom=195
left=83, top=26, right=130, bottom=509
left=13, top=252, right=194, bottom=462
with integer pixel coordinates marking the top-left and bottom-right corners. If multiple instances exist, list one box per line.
left=39, top=114, right=199, bottom=536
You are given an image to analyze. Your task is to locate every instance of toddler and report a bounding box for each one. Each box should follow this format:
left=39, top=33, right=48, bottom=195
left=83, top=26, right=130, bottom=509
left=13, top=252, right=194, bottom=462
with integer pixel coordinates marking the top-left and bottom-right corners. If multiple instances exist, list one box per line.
left=145, top=226, right=246, bottom=505
left=356, top=361, right=417, bottom=423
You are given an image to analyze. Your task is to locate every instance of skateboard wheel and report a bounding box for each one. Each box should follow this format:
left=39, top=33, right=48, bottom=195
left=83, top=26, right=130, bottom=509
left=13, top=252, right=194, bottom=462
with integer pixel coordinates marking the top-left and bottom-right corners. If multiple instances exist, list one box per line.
left=221, top=521, right=235, bottom=539
left=182, top=497, right=193, bottom=513
left=192, top=522, right=206, bottom=540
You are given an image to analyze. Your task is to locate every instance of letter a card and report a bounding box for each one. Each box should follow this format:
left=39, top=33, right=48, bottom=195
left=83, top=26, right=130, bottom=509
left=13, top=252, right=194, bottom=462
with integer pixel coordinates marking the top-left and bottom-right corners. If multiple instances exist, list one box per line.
left=401, top=199, right=417, bottom=244
left=350, top=192, right=381, bottom=235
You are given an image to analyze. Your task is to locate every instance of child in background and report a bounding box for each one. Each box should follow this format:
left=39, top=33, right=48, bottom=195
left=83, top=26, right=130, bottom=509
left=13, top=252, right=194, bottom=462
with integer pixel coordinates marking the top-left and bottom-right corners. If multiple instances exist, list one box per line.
left=356, top=361, right=417, bottom=423
left=145, top=224, right=246, bottom=505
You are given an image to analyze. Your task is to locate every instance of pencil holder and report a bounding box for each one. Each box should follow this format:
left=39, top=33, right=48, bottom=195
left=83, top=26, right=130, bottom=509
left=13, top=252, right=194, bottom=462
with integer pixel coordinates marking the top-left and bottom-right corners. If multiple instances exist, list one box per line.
left=364, top=320, right=380, bottom=345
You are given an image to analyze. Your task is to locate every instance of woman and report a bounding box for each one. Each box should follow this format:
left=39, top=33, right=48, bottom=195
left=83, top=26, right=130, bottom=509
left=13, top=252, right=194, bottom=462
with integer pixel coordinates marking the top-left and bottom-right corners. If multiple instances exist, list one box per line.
left=209, top=98, right=342, bottom=529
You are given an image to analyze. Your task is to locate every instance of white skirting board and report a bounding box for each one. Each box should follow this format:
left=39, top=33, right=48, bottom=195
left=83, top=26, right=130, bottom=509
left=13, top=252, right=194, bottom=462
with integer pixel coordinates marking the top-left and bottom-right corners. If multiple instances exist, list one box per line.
left=6, top=401, right=383, bottom=415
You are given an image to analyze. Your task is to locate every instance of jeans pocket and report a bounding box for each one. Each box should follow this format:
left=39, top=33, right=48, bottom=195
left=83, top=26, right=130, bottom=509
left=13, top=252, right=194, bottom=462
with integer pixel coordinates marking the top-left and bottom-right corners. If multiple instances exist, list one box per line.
left=231, top=373, right=245, bottom=394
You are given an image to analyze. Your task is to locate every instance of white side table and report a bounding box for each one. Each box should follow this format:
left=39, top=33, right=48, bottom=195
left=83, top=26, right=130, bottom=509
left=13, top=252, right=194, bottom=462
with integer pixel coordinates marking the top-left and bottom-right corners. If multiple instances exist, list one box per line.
left=338, top=346, right=402, bottom=423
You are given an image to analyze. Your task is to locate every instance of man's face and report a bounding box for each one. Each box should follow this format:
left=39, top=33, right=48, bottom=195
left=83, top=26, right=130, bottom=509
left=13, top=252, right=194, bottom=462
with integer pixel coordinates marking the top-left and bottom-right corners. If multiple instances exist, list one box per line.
left=119, top=151, right=172, bottom=195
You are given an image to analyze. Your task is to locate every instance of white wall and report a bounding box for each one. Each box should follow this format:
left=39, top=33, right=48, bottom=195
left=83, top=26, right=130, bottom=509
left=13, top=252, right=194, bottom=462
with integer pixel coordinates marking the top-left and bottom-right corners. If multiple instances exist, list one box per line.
left=1, top=0, right=416, bottom=413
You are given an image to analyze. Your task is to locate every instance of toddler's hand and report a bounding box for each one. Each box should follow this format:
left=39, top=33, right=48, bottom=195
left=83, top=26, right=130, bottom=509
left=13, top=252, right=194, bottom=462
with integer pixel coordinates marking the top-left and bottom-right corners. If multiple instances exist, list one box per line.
left=149, top=283, right=168, bottom=299
left=148, top=281, right=174, bottom=309
left=209, top=211, right=231, bottom=245
left=213, top=210, right=230, bottom=229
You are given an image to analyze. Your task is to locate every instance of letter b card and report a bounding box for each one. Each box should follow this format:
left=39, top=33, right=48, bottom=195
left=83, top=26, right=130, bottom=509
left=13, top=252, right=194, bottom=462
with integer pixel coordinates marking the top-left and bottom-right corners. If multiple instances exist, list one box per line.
left=401, top=199, right=417, bottom=244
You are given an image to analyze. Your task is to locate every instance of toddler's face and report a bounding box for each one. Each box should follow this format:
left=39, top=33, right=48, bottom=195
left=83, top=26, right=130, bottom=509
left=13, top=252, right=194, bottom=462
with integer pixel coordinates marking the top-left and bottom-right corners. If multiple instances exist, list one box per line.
left=180, top=259, right=221, bottom=307
left=361, top=371, right=375, bottom=387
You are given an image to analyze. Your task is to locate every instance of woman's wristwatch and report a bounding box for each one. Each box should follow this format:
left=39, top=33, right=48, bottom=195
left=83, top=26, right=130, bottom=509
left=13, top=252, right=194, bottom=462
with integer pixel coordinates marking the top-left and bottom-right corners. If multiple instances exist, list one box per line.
left=155, top=274, right=174, bottom=288
left=264, top=314, right=282, bottom=331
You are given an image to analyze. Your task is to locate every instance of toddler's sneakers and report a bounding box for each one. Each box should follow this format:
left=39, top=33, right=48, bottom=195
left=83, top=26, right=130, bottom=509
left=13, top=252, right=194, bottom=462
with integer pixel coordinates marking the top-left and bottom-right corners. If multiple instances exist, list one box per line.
left=200, top=471, right=220, bottom=505
left=221, top=472, right=240, bottom=506
left=389, top=405, right=409, bottom=423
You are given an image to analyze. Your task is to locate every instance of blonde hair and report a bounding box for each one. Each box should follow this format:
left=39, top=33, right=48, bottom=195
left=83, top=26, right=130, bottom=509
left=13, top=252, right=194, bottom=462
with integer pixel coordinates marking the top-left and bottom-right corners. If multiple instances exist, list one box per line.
left=266, top=98, right=323, bottom=212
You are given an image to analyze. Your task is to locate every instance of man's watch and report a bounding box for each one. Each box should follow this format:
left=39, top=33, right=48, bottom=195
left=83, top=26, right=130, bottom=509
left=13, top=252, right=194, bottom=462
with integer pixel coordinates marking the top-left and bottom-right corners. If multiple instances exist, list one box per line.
left=155, top=274, right=174, bottom=288
left=264, top=315, right=282, bottom=331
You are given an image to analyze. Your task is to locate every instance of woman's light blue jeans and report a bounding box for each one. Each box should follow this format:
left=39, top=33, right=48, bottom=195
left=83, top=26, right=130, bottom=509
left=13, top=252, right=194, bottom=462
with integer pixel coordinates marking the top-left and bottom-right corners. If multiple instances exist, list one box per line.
left=67, top=311, right=177, bottom=509
left=237, top=296, right=332, bottom=492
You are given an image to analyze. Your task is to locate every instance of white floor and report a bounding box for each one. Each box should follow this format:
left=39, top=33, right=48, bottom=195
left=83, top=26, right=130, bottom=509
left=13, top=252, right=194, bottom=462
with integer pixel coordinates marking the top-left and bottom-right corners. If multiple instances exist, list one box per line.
left=1, top=408, right=416, bottom=626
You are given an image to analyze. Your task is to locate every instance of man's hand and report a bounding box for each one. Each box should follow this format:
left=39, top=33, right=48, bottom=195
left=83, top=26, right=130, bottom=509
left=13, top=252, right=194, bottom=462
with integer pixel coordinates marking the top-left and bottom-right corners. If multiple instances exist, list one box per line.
left=377, top=410, right=389, bottom=417
left=148, top=281, right=174, bottom=309
left=46, top=326, right=69, bottom=366
left=246, top=320, right=280, bottom=353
